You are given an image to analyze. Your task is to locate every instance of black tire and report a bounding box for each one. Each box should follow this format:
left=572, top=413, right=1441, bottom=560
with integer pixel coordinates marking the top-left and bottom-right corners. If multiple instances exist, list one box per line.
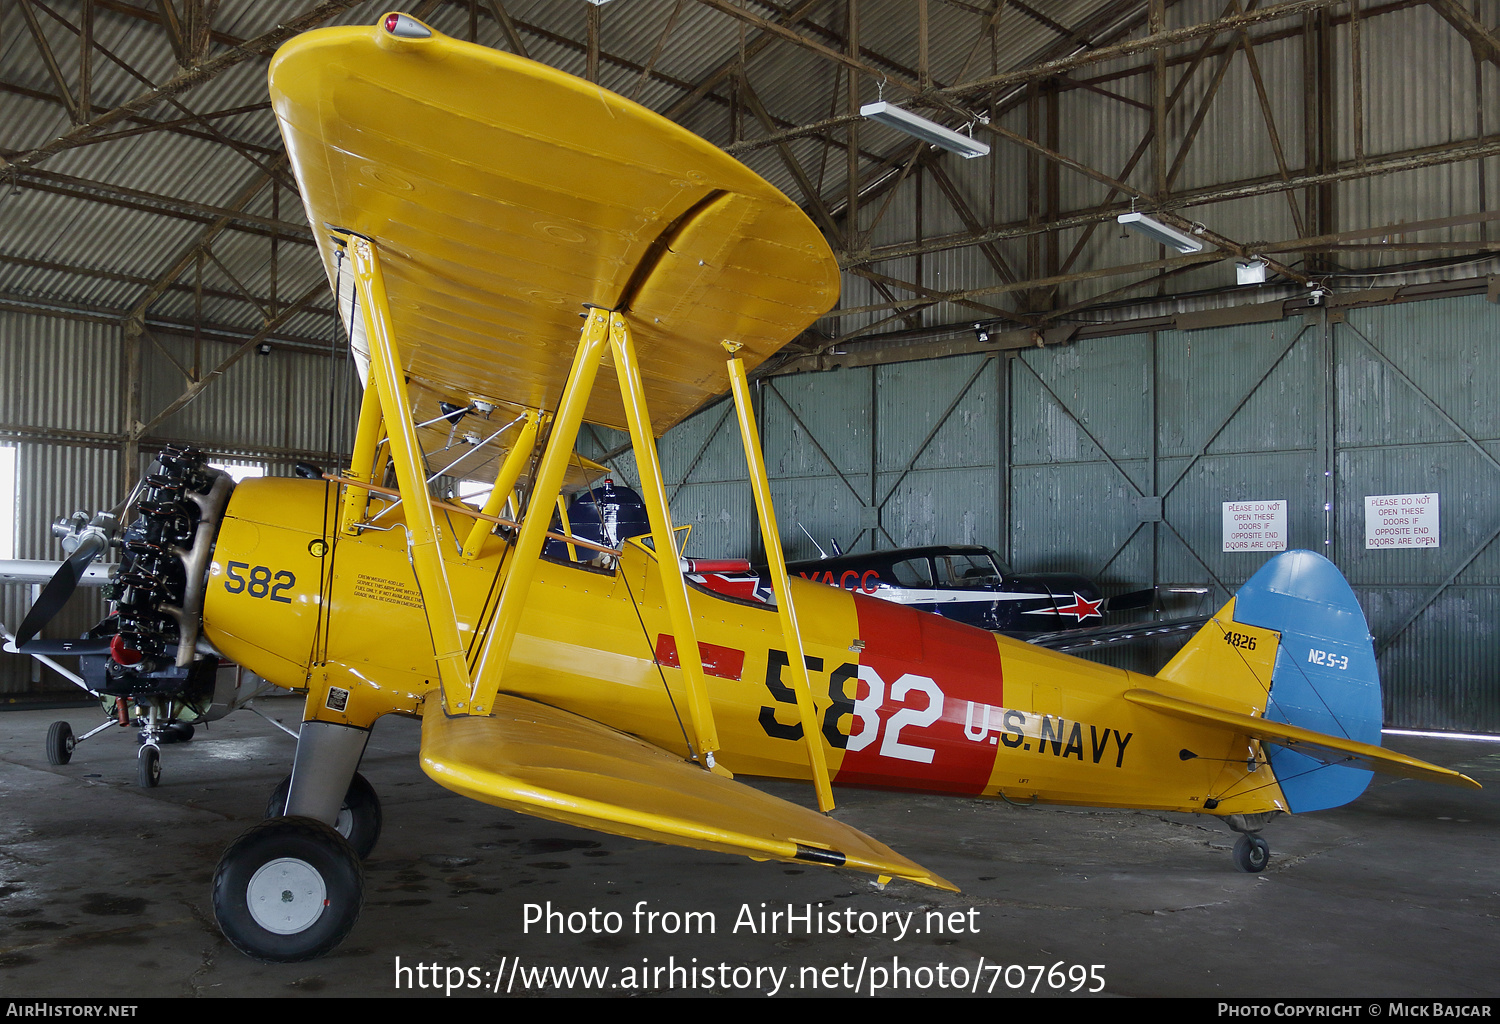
left=46, top=721, right=74, bottom=766
left=265, top=772, right=383, bottom=860
left=212, top=816, right=364, bottom=963
left=138, top=745, right=161, bottom=788
left=1233, top=833, right=1270, bottom=873
left=164, top=722, right=195, bottom=743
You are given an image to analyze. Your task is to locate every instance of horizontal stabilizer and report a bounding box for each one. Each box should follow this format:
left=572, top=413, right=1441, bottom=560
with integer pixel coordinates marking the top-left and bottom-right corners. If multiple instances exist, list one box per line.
left=1124, top=689, right=1480, bottom=790
left=420, top=691, right=956, bottom=890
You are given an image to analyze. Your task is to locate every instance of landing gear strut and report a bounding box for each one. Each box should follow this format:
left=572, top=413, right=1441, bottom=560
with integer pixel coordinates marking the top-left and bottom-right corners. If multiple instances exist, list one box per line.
left=265, top=771, right=383, bottom=859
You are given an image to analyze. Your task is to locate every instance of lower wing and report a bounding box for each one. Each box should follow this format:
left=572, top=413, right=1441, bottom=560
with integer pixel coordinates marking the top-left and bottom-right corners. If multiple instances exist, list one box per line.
left=420, top=691, right=956, bottom=890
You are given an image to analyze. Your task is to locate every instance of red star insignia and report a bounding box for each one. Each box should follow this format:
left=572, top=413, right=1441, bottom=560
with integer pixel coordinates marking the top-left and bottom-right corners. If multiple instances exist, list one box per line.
left=1055, top=593, right=1104, bottom=620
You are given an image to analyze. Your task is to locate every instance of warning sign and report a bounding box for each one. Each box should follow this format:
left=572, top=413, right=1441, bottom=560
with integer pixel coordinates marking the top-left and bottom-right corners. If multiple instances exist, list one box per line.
left=1365, top=492, right=1439, bottom=549
left=1222, top=499, right=1288, bottom=552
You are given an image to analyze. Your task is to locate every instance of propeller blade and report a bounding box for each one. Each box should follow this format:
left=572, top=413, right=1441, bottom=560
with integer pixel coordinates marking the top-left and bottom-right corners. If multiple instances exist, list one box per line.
left=13, top=533, right=108, bottom=647
left=7, top=637, right=113, bottom=656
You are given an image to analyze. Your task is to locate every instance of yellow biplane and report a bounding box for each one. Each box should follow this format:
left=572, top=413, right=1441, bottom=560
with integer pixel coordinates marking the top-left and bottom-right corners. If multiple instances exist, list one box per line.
left=19, top=14, right=1477, bottom=963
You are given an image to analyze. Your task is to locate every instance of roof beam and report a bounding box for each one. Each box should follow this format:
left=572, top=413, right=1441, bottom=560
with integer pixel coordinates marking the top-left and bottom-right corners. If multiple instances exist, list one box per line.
left=665, top=0, right=828, bottom=120
left=128, top=163, right=284, bottom=323
left=0, top=0, right=365, bottom=174
left=5, top=164, right=313, bottom=240
left=22, top=0, right=298, bottom=190
left=0, top=77, right=279, bottom=158
left=16, top=0, right=81, bottom=123
left=483, top=0, right=530, bottom=58
left=0, top=291, right=335, bottom=349
left=725, top=0, right=1349, bottom=155
left=88, top=0, right=241, bottom=51
left=1427, top=0, right=1500, bottom=65
left=834, top=209, right=1500, bottom=323
left=129, top=281, right=328, bottom=442
left=844, top=135, right=1500, bottom=269
left=0, top=252, right=333, bottom=317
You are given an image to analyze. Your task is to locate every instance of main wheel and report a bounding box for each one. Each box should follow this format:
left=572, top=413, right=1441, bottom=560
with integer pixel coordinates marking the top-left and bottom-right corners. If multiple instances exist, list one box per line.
left=46, top=721, right=74, bottom=765
left=265, top=772, right=383, bottom=859
left=1233, top=833, right=1270, bottom=873
left=138, top=745, right=161, bottom=788
left=164, top=722, right=195, bottom=743
left=212, top=817, right=364, bottom=963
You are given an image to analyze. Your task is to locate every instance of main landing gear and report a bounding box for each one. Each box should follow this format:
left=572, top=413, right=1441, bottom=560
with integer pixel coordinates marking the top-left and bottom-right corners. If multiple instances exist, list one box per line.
left=212, top=817, right=363, bottom=963
left=265, top=772, right=383, bottom=859
left=214, top=722, right=378, bottom=962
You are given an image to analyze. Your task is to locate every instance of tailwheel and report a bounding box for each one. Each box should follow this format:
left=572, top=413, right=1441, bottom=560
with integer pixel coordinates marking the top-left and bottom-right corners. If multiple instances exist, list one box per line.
left=213, top=817, right=364, bottom=963
left=265, top=772, right=383, bottom=859
left=46, top=721, right=74, bottom=765
left=1233, top=833, right=1270, bottom=873
left=138, top=745, right=161, bottom=788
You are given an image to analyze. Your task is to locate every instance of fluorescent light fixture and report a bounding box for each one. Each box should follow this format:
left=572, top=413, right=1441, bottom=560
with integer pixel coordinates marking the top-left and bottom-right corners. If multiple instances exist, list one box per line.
left=1236, top=257, right=1268, bottom=285
left=859, top=101, right=991, bottom=159
left=1116, top=211, right=1204, bottom=253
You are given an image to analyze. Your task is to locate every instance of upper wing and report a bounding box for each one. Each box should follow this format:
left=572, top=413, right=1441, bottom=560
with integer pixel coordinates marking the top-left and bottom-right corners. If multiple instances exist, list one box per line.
left=269, top=20, right=839, bottom=444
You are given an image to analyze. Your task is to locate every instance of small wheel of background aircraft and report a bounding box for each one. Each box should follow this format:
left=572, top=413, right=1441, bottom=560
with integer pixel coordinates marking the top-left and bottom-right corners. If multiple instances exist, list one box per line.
left=45, top=719, right=74, bottom=765
left=138, top=744, right=161, bottom=788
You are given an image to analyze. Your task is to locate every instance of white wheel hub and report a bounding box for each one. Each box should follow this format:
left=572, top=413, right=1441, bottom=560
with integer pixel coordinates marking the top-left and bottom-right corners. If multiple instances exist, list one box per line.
left=247, top=857, right=327, bottom=935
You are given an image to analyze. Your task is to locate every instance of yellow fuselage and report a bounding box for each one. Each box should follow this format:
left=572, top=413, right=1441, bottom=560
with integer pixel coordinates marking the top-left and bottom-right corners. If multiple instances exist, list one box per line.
left=204, top=478, right=1285, bottom=817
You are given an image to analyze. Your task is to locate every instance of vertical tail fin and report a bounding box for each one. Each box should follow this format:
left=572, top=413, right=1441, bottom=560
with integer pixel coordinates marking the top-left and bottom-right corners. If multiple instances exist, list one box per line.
left=1157, top=550, right=1380, bottom=813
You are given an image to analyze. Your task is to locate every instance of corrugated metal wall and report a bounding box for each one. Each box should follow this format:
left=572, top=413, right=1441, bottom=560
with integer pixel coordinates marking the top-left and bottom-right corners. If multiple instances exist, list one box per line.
left=1, top=313, right=124, bottom=700
left=1337, top=297, right=1500, bottom=731
left=141, top=330, right=359, bottom=473
left=7, top=295, right=1497, bottom=730
left=638, top=291, right=1500, bottom=733
left=0, top=311, right=356, bottom=698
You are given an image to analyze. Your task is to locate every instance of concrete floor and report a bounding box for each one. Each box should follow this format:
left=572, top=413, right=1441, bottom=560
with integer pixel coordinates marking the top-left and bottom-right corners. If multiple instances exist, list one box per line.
left=0, top=694, right=1496, bottom=999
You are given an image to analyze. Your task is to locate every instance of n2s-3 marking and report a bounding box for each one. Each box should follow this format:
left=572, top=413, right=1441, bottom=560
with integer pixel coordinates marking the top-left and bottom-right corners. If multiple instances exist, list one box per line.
left=758, top=649, right=943, bottom=765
